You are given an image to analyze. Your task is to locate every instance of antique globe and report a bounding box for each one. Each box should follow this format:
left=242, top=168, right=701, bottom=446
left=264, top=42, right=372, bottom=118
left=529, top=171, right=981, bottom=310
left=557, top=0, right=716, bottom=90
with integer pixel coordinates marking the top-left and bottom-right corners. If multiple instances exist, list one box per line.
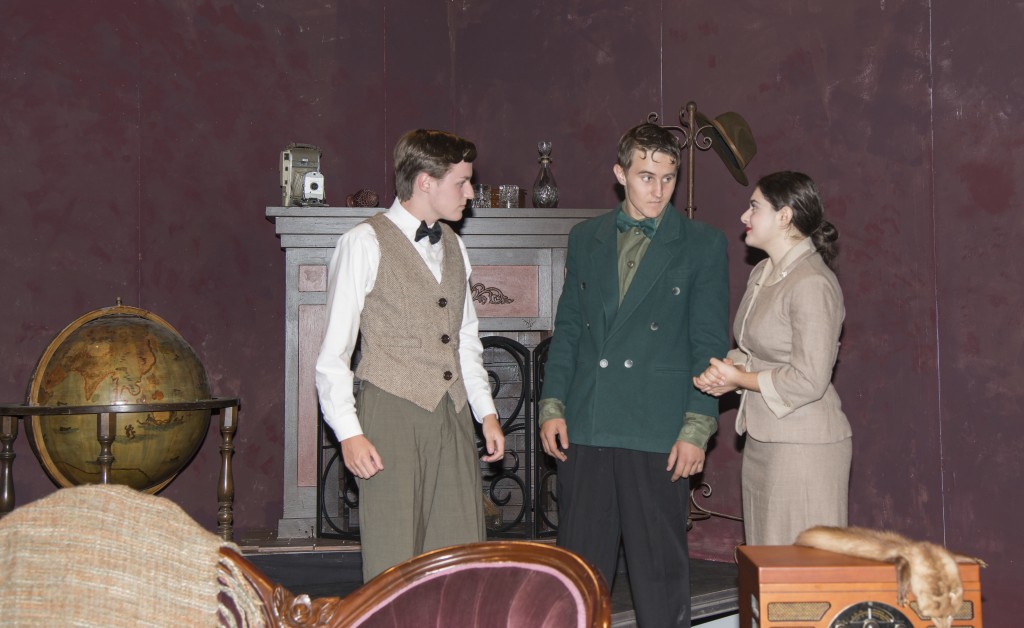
left=26, top=304, right=211, bottom=493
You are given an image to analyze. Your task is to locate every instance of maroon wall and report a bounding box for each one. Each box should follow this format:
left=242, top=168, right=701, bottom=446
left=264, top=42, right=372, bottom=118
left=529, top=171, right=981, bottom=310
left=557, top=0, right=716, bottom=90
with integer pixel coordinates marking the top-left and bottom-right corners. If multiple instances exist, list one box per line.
left=2, top=0, right=1020, bottom=621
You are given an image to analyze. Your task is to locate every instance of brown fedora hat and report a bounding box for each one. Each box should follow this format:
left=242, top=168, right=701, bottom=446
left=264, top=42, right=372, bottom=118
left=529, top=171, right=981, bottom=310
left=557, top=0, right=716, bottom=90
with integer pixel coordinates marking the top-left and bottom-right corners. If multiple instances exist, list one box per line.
left=695, top=110, right=757, bottom=185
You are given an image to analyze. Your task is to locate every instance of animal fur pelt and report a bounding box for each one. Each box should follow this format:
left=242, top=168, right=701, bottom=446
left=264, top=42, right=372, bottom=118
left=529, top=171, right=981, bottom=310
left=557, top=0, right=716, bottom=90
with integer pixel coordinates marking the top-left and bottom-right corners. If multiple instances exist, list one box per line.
left=795, top=526, right=987, bottom=628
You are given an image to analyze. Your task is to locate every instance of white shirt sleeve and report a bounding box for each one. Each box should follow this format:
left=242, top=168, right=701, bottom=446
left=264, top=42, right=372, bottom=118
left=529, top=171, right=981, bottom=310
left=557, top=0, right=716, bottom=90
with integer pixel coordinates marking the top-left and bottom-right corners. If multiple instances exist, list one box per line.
left=457, top=237, right=498, bottom=421
left=314, top=223, right=378, bottom=442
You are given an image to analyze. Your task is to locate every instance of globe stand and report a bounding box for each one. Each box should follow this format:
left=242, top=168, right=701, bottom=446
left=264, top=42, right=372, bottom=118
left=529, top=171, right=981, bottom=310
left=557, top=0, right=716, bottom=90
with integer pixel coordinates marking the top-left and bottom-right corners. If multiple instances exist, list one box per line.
left=0, top=397, right=240, bottom=541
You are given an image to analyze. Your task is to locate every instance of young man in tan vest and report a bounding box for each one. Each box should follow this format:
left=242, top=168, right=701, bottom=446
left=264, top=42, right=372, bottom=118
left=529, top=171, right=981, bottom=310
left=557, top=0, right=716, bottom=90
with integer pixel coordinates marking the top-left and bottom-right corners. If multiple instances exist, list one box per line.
left=315, top=129, right=504, bottom=581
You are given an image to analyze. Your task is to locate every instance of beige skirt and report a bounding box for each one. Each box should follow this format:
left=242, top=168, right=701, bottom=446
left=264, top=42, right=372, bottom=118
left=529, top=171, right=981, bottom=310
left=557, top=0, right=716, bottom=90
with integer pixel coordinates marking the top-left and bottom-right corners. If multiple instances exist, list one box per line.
left=741, top=436, right=852, bottom=546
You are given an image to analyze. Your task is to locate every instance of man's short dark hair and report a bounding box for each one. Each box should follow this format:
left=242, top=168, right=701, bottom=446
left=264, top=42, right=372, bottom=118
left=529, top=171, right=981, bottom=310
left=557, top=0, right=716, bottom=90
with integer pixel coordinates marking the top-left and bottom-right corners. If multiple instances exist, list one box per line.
left=394, top=129, right=477, bottom=201
left=616, top=123, right=681, bottom=171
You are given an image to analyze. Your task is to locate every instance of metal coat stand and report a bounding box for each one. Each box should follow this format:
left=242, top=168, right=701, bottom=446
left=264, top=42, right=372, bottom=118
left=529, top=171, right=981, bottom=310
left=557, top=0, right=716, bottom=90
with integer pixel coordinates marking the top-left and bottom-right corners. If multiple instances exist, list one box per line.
left=652, top=100, right=747, bottom=527
left=649, top=100, right=716, bottom=219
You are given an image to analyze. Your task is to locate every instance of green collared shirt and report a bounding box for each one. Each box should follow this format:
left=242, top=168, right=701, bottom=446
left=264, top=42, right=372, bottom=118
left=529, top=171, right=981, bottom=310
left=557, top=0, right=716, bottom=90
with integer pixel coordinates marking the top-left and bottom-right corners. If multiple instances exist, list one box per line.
left=539, top=206, right=718, bottom=450
left=616, top=210, right=660, bottom=303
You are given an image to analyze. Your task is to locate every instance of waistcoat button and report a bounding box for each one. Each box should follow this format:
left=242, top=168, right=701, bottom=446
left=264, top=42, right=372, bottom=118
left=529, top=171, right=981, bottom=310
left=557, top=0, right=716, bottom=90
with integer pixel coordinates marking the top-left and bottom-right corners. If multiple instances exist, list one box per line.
left=441, top=334, right=451, bottom=344
left=443, top=370, right=453, bottom=380
left=438, top=297, right=448, bottom=307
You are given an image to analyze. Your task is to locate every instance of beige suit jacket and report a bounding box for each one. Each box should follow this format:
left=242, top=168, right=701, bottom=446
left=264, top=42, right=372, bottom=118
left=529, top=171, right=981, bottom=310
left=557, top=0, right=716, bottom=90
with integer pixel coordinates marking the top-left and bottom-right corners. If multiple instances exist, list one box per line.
left=729, top=237, right=852, bottom=444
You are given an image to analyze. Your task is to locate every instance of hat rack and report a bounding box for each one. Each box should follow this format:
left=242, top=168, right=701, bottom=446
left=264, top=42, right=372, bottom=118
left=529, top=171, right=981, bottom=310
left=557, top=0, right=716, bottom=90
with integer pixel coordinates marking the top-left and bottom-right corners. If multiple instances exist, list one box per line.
left=648, top=100, right=755, bottom=219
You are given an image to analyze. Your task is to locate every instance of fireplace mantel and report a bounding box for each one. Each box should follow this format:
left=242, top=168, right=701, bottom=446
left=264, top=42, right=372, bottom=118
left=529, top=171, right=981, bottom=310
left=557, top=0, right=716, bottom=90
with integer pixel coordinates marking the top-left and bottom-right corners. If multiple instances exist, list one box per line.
left=266, top=206, right=607, bottom=537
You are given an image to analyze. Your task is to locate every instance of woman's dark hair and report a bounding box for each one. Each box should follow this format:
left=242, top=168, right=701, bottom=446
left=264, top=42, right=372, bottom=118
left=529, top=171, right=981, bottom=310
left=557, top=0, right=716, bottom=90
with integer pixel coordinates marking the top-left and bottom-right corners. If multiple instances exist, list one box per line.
left=756, top=171, right=839, bottom=269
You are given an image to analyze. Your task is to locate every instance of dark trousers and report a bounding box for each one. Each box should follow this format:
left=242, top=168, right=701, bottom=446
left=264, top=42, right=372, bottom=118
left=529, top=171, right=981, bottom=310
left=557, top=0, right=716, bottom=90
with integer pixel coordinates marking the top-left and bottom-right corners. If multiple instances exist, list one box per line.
left=557, top=444, right=692, bottom=628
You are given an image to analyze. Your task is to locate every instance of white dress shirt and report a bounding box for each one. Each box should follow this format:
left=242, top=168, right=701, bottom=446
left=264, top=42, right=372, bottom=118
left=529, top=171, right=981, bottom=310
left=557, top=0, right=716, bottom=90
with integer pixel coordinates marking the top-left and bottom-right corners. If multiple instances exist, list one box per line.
left=314, top=199, right=497, bottom=442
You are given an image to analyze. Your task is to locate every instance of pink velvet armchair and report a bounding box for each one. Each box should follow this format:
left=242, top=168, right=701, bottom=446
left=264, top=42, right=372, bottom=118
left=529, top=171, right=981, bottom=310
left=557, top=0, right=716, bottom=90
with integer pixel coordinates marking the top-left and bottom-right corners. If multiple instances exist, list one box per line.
left=327, top=541, right=611, bottom=628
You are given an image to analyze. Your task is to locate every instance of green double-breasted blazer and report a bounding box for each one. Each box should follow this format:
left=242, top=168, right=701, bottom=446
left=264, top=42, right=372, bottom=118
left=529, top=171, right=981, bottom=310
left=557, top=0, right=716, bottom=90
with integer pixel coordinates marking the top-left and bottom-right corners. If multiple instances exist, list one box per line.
left=542, top=205, right=730, bottom=454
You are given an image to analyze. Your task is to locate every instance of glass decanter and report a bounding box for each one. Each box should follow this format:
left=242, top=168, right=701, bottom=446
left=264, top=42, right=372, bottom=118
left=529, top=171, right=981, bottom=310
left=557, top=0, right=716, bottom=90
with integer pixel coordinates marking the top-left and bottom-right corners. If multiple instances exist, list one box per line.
left=531, top=141, right=559, bottom=208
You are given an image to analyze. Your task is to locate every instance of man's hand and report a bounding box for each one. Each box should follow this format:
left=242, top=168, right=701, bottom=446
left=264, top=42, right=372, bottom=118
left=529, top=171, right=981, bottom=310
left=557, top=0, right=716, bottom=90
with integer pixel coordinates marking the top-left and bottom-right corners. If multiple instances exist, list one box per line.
left=341, top=434, right=384, bottom=480
left=480, top=414, right=505, bottom=463
left=666, top=440, right=704, bottom=482
left=539, top=418, right=569, bottom=462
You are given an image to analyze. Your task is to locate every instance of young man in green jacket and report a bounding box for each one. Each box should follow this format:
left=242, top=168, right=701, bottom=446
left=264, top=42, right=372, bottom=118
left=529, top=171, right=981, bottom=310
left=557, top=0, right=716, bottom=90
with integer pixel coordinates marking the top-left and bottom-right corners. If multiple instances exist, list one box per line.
left=539, top=122, right=729, bottom=627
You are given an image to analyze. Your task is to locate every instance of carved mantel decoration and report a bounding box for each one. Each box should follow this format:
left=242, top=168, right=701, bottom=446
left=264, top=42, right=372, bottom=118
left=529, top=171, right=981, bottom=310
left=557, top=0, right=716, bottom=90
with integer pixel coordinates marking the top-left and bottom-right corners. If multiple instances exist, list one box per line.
left=471, top=282, right=514, bottom=306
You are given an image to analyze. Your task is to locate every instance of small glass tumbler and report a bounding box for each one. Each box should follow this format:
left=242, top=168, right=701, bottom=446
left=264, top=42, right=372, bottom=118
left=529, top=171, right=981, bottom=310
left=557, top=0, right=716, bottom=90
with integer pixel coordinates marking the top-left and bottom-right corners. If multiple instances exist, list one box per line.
left=473, top=184, right=491, bottom=208
left=498, top=184, right=520, bottom=208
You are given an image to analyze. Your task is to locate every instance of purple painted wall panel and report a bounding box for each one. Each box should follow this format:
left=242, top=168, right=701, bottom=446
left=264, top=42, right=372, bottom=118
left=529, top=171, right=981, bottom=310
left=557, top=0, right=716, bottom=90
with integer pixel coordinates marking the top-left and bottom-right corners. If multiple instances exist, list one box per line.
left=1, top=0, right=1020, bottom=622
left=382, top=0, right=456, bottom=204
left=453, top=3, right=663, bottom=208
left=1, top=2, right=142, bottom=361
left=333, top=1, right=388, bottom=201
left=933, top=0, right=1024, bottom=616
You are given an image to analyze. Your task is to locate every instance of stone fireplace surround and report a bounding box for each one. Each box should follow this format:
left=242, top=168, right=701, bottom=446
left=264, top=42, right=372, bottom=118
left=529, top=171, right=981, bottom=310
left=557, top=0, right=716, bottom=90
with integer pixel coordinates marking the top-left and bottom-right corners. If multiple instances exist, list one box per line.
left=266, top=206, right=606, bottom=538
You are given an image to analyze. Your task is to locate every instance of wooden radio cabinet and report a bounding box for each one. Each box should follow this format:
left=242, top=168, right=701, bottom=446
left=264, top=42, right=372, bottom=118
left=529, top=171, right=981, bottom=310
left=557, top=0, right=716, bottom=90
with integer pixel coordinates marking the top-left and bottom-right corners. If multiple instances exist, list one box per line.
left=737, top=545, right=982, bottom=627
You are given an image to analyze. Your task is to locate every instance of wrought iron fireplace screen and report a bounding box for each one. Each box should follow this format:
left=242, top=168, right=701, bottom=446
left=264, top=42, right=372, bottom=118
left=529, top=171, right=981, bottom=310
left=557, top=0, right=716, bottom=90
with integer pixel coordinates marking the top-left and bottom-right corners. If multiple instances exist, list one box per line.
left=316, top=336, right=737, bottom=540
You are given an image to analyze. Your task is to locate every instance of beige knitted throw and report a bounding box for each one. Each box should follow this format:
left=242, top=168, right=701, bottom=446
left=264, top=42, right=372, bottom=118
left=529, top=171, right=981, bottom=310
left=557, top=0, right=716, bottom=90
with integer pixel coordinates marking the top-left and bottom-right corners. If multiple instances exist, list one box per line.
left=0, top=484, right=264, bottom=627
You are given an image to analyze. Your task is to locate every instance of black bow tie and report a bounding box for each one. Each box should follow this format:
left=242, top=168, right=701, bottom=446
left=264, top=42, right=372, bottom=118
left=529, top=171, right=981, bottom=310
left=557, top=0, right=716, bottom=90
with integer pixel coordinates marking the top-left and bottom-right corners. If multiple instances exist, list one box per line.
left=414, top=220, right=442, bottom=244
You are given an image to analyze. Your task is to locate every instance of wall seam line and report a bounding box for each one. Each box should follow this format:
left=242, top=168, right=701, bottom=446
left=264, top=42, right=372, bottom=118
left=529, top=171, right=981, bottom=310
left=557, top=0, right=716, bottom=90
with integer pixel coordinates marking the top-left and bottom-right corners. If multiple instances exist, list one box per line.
left=927, top=0, right=947, bottom=546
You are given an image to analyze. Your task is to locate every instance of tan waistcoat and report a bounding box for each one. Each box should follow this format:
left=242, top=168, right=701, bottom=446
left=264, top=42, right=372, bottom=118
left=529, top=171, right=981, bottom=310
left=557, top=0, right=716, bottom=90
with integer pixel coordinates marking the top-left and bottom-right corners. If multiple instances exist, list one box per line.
left=354, top=213, right=469, bottom=412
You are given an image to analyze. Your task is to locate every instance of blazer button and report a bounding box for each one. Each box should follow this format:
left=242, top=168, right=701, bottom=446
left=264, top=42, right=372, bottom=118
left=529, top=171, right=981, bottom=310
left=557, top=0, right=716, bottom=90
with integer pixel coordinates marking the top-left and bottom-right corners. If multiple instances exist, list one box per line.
left=438, top=297, right=448, bottom=307
left=599, top=359, right=608, bottom=368
left=624, top=359, right=634, bottom=368
left=441, top=334, right=451, bottom=344
left=443, top=371, right=453, bottom=380
left=581, top=281, right=587, bottom=290
left=671, top=287, right=681, bottom=295
left=586, top=322, right=591, bottom=329
left=649, top=322, right=659, bottom=331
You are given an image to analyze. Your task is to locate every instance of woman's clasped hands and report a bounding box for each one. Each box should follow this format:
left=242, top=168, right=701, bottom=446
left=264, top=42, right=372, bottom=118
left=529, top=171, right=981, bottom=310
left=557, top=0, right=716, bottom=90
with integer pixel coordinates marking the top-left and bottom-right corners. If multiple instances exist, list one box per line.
left=693, top=357, right=741, bottom=397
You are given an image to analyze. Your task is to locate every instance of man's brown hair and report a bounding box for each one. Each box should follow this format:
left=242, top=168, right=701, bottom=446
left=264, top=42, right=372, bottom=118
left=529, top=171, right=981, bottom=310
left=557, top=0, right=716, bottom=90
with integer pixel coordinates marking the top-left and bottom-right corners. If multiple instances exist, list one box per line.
left=394, top=129, right=477, bottom=201
left=616, top=122, right=681, bottom=171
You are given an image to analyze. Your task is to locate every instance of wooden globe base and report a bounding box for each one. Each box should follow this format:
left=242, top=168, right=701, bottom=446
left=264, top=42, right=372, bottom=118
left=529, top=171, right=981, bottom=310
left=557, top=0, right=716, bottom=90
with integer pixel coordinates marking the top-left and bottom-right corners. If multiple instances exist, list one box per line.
left=0, top=399, right=239, bottom=540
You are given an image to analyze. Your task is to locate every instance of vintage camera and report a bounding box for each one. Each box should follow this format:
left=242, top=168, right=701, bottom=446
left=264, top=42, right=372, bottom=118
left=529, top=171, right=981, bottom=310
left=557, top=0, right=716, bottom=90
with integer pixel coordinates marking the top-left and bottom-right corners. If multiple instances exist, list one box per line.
left=280, top=143, right=327, bottom=206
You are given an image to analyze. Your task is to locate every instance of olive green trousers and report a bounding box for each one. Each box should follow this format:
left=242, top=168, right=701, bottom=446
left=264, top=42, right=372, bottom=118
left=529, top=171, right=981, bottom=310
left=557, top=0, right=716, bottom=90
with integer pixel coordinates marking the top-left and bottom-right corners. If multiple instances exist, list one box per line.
left=354, top=381, right=485, bottom=581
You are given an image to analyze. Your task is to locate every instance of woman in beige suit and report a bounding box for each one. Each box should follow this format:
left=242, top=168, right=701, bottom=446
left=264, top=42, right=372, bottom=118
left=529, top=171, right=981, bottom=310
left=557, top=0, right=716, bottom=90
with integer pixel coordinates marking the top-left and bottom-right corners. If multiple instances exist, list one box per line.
left=694, top=171, right=851, bottom=546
